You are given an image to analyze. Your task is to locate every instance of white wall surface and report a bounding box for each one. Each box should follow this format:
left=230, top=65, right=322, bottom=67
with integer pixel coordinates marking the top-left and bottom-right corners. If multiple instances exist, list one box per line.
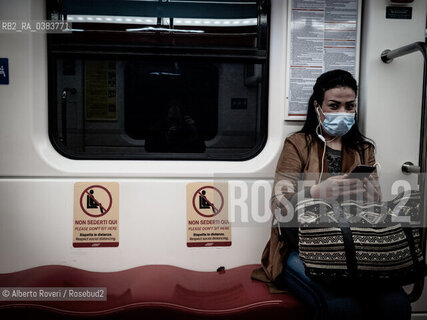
left=0, top=0, right=289, bottom=274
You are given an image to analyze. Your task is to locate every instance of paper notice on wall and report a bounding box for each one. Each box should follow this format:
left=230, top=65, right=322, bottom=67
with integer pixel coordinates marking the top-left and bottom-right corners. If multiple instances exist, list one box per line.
left=186, top=182, right=231, bottom=247
left=287, top=0, right=359, bottom=119
left=85, top=60, right=117, bottom=121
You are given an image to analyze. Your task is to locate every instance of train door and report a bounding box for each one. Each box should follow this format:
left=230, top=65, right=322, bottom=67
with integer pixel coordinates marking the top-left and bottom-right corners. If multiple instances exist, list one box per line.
left=359, top=0, right=427, bottom=317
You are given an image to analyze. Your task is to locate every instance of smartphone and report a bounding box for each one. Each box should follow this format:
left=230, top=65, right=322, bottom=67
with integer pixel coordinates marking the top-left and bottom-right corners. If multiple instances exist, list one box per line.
left=346, top=165, right=376, bottom=180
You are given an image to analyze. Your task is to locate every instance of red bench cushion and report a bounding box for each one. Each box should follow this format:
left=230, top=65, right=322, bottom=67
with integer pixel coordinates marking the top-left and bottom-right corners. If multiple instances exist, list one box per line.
left=0, top=264, right=305, bottom=319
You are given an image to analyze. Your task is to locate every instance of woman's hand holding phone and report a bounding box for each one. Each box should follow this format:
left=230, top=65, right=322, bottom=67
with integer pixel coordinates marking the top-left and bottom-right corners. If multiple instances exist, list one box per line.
left=310, top=174, right=365, bottom=200
left=310, top=172, right=381, bottom=202
left=362, top=175, right=382, bottom=202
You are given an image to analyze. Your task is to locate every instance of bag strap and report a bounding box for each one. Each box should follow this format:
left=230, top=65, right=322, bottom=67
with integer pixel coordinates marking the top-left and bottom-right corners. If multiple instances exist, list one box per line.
left=402, top=227, right=424, bottom=271
left=331, top=201, right=358, bottom=277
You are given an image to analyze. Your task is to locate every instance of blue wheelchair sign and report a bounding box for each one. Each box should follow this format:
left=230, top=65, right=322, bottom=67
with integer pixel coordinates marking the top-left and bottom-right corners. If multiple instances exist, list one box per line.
left=0, top=58, right=9, bottom=84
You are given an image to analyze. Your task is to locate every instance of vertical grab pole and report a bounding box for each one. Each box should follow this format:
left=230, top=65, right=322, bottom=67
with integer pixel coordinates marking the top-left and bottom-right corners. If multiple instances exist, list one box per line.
left=414, top=47, right=427, bottom=303
left=419, top=47, right=427, bottom=301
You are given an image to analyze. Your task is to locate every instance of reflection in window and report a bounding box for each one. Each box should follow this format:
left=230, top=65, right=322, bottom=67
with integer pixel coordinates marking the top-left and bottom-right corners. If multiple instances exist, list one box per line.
left=47, top=0, right=270, bottom=160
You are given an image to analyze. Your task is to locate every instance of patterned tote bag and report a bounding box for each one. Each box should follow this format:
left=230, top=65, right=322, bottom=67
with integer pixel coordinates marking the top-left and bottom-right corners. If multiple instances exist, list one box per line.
left=297, top=191, right=426, bottom=285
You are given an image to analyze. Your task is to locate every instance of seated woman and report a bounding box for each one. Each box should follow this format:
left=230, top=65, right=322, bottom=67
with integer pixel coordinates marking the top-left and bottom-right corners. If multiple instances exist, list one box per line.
left=259, top=70, right=411, bottom=320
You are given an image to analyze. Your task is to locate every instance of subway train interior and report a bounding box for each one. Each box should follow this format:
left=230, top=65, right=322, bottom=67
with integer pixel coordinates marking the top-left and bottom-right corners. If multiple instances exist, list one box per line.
left=1, top=0, right=427, bottom=319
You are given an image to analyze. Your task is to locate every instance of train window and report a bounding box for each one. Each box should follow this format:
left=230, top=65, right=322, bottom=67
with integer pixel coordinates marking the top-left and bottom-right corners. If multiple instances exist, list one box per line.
left=47, top=0, right=270, bottom=160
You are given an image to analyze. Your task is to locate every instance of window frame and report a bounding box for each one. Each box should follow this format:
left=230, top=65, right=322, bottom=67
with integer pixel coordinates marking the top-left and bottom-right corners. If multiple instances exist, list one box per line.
left=47, top=0, right=270, bottom=161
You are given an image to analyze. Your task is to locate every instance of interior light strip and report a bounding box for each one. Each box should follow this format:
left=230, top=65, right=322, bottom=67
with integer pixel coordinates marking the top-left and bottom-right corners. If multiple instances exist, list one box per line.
left=174, top=17, right=257, bottom=26
left=67, top=15, right=157, bottom=24
left=67, top=15, right=257, bottom=27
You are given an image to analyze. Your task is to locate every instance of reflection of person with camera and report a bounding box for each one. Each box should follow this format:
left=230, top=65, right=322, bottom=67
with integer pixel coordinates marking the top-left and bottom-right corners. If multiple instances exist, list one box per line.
left=145, top=99, right=205, bottom=153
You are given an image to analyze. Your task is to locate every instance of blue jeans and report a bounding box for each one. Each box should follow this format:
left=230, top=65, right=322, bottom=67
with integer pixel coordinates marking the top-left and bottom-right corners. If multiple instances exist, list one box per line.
left=280, top=250, right=411, bottom=320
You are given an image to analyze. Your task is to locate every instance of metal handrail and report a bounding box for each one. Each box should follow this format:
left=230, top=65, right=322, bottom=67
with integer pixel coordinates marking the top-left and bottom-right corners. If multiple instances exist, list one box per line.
left=381, top=41, right=427, bottom=303
left=381, top=42, right=427, bottom=64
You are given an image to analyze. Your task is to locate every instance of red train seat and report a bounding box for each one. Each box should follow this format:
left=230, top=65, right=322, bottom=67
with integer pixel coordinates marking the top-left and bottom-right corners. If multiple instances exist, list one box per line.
left=0, top=264, right=305, bottom=319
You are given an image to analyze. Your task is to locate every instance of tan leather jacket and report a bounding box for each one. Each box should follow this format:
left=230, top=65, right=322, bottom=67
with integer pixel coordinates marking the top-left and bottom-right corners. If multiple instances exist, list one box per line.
left=260, top=132, right=378, bottom=285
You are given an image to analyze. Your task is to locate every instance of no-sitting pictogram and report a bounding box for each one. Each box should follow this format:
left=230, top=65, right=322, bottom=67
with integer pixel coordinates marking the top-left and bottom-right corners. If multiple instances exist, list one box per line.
left=192, top=186, right=224, bottom=218
left=79, top=185, right=112, bottom=218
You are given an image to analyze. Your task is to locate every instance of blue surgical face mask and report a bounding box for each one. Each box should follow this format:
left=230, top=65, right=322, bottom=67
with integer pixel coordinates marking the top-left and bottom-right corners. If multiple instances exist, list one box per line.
left=317, top=108, right=355, bottom=137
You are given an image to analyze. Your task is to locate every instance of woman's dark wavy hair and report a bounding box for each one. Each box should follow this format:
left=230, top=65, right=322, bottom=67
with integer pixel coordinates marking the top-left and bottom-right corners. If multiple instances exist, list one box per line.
left=298, top=69, right=375, bottom=157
